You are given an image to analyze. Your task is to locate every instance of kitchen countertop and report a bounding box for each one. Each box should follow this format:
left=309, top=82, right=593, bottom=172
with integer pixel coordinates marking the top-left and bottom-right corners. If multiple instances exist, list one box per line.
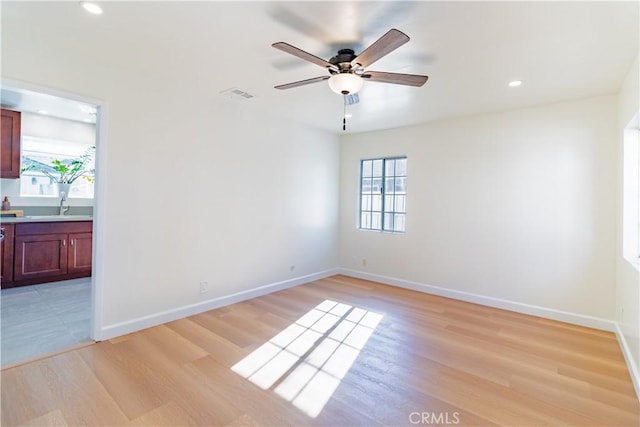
left=1, top=215, right=93, bottom=224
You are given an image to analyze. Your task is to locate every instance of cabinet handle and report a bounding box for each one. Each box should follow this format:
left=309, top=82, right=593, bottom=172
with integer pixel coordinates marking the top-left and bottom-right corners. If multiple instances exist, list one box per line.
left=71, top=239, right=74, bottom=246
left=63, top=239, right=66, bottom=246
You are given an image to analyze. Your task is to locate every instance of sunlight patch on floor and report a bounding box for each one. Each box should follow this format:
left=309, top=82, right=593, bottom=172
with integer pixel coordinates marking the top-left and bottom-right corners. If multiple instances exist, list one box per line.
left=231, top=299, right=383, bottom=417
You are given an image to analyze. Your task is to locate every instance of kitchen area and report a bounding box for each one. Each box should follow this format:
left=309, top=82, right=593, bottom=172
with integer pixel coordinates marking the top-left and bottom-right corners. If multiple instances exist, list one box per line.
left=1, top=86, right=97, bottom=367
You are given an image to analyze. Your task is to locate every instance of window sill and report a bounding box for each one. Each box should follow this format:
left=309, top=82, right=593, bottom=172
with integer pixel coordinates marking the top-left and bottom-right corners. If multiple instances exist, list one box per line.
left=623, top=255, right=640, bottom=272
left=358, top=228, right=405, bottom=235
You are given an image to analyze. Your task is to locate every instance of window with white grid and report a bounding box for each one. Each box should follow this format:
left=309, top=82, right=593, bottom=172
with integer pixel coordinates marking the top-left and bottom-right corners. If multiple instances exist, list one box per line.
left=359, top=157, right=406, bottom=233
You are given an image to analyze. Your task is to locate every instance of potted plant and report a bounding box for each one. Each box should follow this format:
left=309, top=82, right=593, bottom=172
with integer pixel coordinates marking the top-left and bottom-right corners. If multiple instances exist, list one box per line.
left=21, top=145, right=96, bottom=195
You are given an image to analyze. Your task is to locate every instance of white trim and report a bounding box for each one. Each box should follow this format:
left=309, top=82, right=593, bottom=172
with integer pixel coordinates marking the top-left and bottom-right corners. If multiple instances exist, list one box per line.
left=99, top=269, right=339, bottom=340
left=337, top=269, right=640, bottom=400
left=614, top=322, right=640, bottom=400
left=337, top=268, right=616, bottom=332
left=91, top=102, right=108, bottom=341
left=1, top=78, right=104, bottom=107
left=97, top=266, right=639, bottom=400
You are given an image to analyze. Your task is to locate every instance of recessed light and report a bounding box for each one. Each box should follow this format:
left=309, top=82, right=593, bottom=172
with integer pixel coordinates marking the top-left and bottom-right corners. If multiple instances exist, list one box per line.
left=38, top=110, right=48, bottom=115
left=508, top=80, right=523, bottom=87
left=81, top=2, right=103, bottom=15
left=345, top=114, right=353, bottom=118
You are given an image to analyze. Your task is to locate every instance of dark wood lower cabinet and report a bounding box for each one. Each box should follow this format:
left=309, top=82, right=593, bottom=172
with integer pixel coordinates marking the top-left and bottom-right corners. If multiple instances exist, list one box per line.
left=14, top=233, right=68, bottom=281
left=68, top=232, right=93, bottom=274
left=1, top=224, right=15, bottom=285
left=3, top=221, right=92, bottom=288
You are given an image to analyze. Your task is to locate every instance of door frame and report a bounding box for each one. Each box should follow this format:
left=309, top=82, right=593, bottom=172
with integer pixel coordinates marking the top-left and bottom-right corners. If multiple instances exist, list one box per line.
left=2, top=78, right=107, bottom=341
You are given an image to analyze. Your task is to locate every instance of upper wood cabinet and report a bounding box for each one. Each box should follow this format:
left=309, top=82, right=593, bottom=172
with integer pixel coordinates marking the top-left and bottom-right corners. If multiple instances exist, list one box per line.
left=1, top=108, right=21, bottom=179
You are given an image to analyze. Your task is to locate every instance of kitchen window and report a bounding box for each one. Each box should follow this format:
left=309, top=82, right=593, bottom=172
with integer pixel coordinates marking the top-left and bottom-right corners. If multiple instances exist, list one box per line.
left=20, top=136, right=95, bottom=198
left=359, top=156, right=407, bottom=233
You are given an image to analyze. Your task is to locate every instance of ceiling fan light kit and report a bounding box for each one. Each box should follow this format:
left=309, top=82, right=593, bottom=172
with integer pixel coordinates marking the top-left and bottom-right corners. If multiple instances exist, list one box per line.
left=328, top=73, right=364, bottom=95
left=272, top=28, right=429, bottom=130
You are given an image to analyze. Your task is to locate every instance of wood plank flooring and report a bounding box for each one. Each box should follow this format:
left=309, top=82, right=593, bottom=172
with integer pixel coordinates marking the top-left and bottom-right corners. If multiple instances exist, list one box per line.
left=1, top=275, right=638, bottom=426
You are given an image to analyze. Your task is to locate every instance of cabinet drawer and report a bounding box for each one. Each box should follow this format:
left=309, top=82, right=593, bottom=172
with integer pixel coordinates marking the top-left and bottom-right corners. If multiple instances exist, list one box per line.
left=16, top=221, right=92, bottom=235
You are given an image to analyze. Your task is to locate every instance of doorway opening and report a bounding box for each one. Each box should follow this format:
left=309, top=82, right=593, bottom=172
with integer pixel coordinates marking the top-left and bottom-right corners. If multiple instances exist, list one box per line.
left=0, top=81, right=105, bottom=367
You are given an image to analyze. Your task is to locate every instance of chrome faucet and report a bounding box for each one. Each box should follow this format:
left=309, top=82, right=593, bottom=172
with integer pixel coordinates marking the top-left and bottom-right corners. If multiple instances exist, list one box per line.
left=59, top=191, right=69, bottom=216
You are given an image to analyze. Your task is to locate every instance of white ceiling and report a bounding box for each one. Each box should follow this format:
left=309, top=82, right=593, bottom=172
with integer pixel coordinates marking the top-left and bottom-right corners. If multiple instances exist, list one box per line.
left=2, top=1, right=638, bottom=134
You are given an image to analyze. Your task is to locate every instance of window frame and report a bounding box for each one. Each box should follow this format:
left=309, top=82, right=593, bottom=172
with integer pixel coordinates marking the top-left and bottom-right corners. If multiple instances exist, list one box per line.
left=622, top=114, right=640, bottom=270
left=358, top=156, right=407, bottom=233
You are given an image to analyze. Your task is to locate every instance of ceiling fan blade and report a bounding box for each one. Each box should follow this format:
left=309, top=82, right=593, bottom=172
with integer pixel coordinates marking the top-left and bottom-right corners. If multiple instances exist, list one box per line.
left=362, top=71, right=428, bottom=87
left=274, top=76, right=330, bottom=90
left=272, top=42, right=339, bottom=72
left=351, top=29, right=410, bottom=69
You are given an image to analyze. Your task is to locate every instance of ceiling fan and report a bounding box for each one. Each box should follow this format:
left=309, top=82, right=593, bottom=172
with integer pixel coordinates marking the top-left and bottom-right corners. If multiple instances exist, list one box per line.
left=272, top=28, right=429, bottom=96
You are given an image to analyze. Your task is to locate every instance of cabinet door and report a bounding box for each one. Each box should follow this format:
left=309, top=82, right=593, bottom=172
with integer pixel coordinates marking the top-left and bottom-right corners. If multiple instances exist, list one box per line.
left=1, top=109, right=21, bottom=179
left=14, top=233, right=68, bottom=280
left=68, top=232, right=92, bottom=274
left=1, top=224, right=15, bottom=286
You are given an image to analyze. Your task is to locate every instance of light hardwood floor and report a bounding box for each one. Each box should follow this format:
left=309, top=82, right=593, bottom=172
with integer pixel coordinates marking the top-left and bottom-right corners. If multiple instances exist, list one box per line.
left=1, top=275, right=638, bottom=426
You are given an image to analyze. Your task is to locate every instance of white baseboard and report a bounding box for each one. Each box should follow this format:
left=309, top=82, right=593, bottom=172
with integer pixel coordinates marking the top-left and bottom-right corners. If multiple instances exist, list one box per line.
left=99, top=269, right=339, bottom=340
left=337, top=268, right=616, bottom=331
left=337, top=268, right=640, bottom=400
left=614, top=323, right=640, bottom=400
left=97, top=267, right=639, bottom=401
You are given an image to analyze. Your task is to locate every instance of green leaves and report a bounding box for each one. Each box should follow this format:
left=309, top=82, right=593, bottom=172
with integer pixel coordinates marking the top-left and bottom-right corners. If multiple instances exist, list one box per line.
left=21, top=145, right=95, bottom=184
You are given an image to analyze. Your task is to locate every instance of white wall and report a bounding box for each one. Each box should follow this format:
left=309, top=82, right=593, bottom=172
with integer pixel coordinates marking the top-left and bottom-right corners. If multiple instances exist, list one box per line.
left=99, top=89, right=339, bottom=327
left=616, top=55, right=639, bottom=388
left=339, top=95, right=618, bottom=319
left=2, top=29, right=340, bottom=334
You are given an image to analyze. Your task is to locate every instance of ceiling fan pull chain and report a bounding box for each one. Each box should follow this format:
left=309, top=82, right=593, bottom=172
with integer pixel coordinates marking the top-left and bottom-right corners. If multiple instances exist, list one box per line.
left=343, top=101, right=347, bottom=131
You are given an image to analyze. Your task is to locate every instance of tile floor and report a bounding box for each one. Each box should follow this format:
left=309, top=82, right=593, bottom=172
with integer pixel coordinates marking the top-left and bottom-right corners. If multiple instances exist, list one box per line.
left=1, top=278, right=92, bottom=367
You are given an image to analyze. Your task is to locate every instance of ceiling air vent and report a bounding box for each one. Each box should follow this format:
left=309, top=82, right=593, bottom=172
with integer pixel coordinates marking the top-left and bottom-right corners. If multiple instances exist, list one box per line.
left=219, top=87, right=255, bottom=101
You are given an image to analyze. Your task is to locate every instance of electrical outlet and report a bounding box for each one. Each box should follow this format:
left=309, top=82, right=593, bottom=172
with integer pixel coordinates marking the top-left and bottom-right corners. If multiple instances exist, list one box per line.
left=362, top=258, right=367, bottom=267
left=289, top=265, right=295, bottom=271
left=199, top=281, right=209, bottom=294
